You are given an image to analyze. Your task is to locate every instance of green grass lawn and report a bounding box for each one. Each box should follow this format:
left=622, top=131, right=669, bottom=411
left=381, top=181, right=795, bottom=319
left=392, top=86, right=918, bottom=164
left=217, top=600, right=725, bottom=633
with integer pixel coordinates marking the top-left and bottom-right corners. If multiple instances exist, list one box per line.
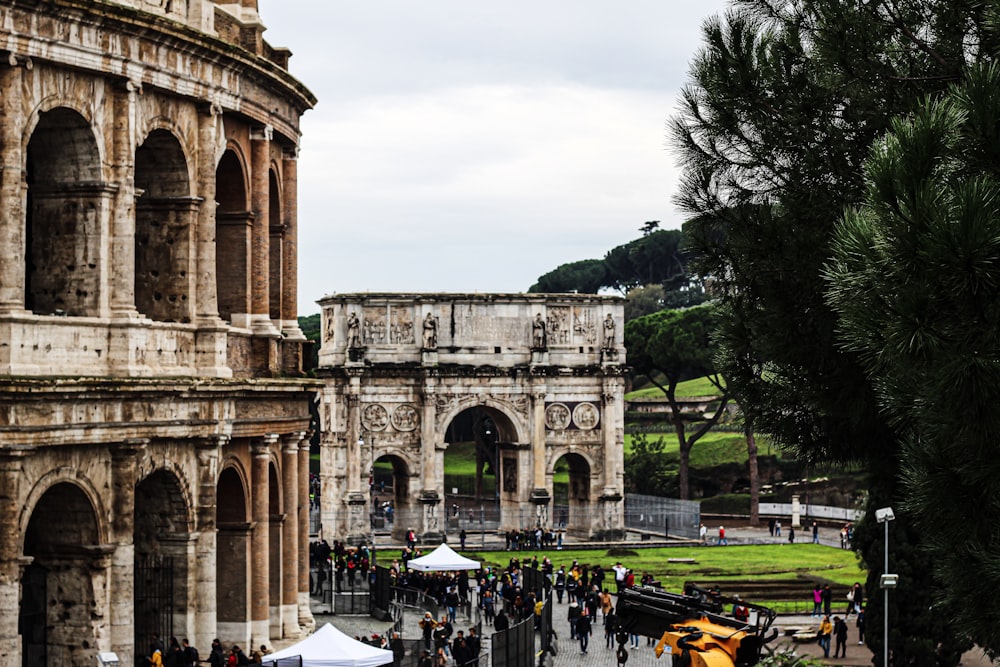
left=463, top=543, right=864, bottom=595
left=623, top=430, right=766, bottom=467
left=626, top=376, right=724, bottom=400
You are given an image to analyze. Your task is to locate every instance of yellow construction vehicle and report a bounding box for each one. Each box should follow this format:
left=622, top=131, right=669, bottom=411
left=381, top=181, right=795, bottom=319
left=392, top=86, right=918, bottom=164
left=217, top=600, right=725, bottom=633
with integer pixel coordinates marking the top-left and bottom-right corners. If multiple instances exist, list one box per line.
left=614, top=585, right=778, bottom=667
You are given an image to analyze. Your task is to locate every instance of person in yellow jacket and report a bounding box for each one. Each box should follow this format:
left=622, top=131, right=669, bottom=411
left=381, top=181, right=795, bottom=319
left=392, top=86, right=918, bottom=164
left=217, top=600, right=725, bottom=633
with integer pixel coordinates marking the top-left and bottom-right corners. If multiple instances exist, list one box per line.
left=817, top=615, right=833, bottom=657
left=147, top=648, right=163, bottom=667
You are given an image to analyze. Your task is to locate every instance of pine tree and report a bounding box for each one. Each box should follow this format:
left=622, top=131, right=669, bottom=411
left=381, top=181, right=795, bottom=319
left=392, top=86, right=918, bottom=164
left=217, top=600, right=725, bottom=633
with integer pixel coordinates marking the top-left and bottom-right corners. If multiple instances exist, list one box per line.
left=827, top=64, right=1000, bottom=655
left=674, top=1, right=992, bottom=663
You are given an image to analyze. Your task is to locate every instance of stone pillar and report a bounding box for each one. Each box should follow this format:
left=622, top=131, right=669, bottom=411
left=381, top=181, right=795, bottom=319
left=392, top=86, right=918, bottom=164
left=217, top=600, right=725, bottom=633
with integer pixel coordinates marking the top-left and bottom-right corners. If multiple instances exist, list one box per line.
left=0, top=58, right=26, bottom=313
left=251, top=435, right=276, bottom=648
left=249, top=126, right=278, bottom=336
left=529, top=386, right=550, bottom=527
left=599, top=376, right=625, bottom=539
left=601, top=379, right=623, bottom=494
left=110, top=440, right=147, bottom=664
left=420, top=377, right=438, bottom=494
left=280, top=433, right=302, bottom=638
left=194, top=104, right=230, bottom=377
left=280, top=148, right=304, bottom=340
left=0, top=448, right=29, bottom=666
left=419, top=376, right=442, bottom=539
left=344, top=376, right=368, bottom=543
left=109, top=81, right=139, bottom=319
left=194, top=436, right=226, bottom=649
left=297, top=436, right=315, bottom=630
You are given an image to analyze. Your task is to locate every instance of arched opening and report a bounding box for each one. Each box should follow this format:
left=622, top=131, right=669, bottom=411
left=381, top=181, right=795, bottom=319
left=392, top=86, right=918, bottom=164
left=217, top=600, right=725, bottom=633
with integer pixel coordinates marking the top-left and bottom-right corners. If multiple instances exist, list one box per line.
left=134, top=469, right=192, bottom=658
left=371, top=454, right=411, bottom=541
left=25, top=107, right=105, bottom=317
left=551, top=453, right=593, bottom=537
left=268, top=462, right=282, bottom=633
left=267, top=170, right=282, bottom=321
left=443, top=406, right=518, bottom=533
left=21, top=482, right=102, bottom=666
left=216, top=466, right=250, bottom=640
left=134, top=129, right=193, bottom=322
left=215, top=149, right=251, bottom=323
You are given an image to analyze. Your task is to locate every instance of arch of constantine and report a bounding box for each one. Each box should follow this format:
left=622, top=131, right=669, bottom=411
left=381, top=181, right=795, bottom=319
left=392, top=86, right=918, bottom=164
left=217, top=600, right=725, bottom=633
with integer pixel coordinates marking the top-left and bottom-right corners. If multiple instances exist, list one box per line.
left=0, top=1, right=320, bottom=665
left=315, top=293, right=627, bottom=543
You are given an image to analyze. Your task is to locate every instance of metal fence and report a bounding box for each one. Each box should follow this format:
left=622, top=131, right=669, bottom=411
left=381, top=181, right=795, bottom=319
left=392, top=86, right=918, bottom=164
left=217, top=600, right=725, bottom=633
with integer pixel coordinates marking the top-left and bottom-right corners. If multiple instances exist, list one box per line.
left=318, top=493, right=702, bottom=543
left=491, top=607, right=536, bottom=667
left=758, top=502, right=862, bottom=522
left=624, top=494, right=700, bottom=539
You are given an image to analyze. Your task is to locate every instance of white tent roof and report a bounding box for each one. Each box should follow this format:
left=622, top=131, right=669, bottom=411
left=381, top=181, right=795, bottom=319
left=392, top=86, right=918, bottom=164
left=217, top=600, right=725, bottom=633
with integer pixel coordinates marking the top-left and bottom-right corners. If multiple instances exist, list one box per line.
left=261, top=623, right=393, bottom=667
left=406, top=543, right=481, bottom=571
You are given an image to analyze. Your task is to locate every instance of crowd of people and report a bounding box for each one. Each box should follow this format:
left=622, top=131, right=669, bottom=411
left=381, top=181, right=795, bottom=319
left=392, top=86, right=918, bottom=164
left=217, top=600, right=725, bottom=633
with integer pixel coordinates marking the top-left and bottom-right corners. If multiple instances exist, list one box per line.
left=143, top=634, right=272, bottom=667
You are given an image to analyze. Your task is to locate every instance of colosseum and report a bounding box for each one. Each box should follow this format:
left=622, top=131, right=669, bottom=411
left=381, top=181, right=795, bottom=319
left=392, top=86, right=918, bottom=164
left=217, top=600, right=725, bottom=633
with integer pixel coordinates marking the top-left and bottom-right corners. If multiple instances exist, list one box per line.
left=0, top=0, right=319, bottom=665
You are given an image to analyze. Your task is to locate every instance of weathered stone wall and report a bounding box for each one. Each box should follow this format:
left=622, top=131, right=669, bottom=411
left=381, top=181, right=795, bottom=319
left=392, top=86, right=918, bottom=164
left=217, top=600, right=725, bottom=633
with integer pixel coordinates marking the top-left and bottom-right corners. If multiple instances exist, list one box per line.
left=0, top=1, right=319, bottom=664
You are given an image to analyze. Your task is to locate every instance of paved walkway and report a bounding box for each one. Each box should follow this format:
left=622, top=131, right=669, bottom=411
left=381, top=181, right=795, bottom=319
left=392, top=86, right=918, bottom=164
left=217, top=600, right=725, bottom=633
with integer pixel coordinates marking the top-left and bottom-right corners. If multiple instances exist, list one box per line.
left=277, top=526, right=992, bottom=667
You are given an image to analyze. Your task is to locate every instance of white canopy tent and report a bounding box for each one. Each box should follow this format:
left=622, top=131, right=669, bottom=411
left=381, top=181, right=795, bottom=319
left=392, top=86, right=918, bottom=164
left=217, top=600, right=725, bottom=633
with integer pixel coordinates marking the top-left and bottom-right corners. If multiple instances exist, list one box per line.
left=261, top=623, right=393, bottom=667
left=406, top=543, right=481, bottom=571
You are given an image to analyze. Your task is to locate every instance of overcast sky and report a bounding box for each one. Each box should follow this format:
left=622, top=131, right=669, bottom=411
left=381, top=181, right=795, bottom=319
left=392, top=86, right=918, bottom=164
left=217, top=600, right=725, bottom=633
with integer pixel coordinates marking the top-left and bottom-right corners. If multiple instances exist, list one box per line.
left=255, top=1, right=730, bottom=315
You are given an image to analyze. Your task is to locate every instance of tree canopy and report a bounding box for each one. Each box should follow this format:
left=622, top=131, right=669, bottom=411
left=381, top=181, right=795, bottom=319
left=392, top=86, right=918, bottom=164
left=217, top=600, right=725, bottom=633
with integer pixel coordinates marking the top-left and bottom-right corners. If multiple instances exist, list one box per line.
left=528, top=227, right=706, bottom=311
left=625, top=305, right=730, bottom=499
left=674, top=0, right=991, bottom=661
left=826, top=64, right=1000, bottom=654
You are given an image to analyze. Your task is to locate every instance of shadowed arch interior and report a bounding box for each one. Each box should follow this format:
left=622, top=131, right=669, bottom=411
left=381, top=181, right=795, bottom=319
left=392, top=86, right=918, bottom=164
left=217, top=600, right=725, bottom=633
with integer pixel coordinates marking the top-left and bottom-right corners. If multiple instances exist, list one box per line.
left=134, top=469, right=192, bottom=654
left=134, top=129, right=194, bottom=322
left=551, top=452, right=592, bottom=536
left=444, top=406, right=519, bottom=527
left=216, top=465, right=250, bottom=626
left=25, top=107, right=104, bottom=317
left=216, top=149, right=251, bottom=322
left=22, top=482, right=101, bottom=666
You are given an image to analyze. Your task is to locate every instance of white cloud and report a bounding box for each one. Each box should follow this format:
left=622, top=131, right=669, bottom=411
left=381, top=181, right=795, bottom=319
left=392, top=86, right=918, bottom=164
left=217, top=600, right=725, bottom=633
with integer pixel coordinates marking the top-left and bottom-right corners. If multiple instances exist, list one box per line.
left=255, top=0, right=730, bottom=312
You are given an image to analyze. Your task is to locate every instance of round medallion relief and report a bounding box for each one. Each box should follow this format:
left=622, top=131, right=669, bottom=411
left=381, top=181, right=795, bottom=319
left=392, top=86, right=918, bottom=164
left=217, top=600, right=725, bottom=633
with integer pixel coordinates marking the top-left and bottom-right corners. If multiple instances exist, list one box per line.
left=573, top=402, right=600, bottom=430
left=391, top=404, right=420, bottom=432
left=545, top=403, right=572, bottom=430
left=361, top=404, right=389, bottom=431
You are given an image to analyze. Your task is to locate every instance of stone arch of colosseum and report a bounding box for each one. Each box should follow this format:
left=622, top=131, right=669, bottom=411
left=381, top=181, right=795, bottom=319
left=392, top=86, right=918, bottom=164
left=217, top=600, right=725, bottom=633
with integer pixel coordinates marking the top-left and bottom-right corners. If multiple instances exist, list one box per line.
left=316, top=293, right=627, bottom=544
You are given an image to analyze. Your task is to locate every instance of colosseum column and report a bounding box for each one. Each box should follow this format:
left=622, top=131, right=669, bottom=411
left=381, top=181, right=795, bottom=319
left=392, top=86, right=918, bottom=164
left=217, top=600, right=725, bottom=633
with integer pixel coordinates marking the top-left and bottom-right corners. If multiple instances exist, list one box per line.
left=0, top=57, right=27, bottom=314
left=250, top=126, right=279, bottom=336
left=280, top=148, right=304, bottom=340
left=0, top=448, right=30, bottom=665
left=109, top=81, right=139, bottom=319
left=280, top=433, right=302, bottom=638
left=529, top=384, right=551, bottom=528
left=194, top=436, right=226, bottom=649
left=194, top=103, right=230, bottom=377
left=109, top=440, right=147, bottom=665
left=251, top=435, right=277, bottom=648
left=297, top=435, right=315, bottom=630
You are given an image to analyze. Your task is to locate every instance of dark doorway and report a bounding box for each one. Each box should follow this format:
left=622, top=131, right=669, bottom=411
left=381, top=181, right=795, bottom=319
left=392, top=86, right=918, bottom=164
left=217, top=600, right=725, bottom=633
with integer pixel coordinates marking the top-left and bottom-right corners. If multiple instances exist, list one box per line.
left=19, top=562, right=47, bottom=667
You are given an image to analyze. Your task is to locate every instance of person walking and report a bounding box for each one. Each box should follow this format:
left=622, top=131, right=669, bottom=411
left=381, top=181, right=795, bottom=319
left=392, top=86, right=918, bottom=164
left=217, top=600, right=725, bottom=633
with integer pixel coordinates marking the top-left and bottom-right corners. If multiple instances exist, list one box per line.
left=812, top=584, right=823, bottom=618
left=822, top=584, right=832, bottom=616
left=833, top=616, right=849, bottom=658
left=817, top=615, right=833, bottom=658
left=576, top=610, right=592, bottom=654
left=419, top=611, right=437, bottom=651
left=567, top=601, right=581, bottom=640
left=856, top=606, right=866, bottom=645
left=812, top=521, right=820, bottom=544
left=604, top=607, right=617, bottom=649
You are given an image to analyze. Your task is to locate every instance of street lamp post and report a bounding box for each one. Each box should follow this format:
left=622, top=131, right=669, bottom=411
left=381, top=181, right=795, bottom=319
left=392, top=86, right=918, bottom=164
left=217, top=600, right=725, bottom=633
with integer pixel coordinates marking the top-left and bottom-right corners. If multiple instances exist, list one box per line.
left=875, top=507, right=897, bottom=667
